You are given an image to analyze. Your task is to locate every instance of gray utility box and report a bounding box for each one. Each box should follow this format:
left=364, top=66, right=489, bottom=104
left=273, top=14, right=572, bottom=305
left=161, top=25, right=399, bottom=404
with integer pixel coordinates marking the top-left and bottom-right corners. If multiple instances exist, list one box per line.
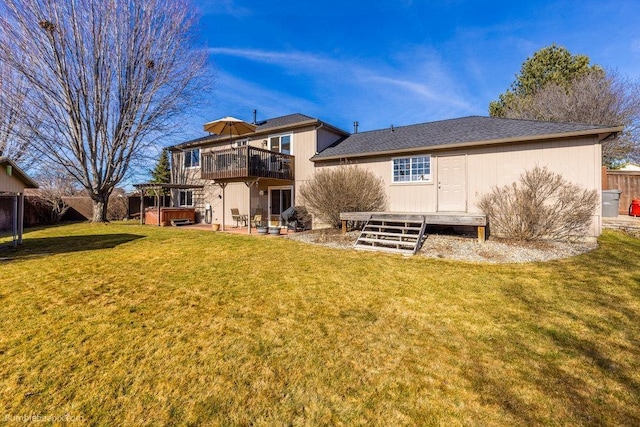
left=602, top=190, right=622, bottom=217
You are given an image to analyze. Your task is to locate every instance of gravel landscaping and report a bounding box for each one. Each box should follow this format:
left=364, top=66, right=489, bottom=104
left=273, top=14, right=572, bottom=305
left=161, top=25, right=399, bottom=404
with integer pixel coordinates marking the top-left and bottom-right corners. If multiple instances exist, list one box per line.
left=286, top=229, right=598, bottom=263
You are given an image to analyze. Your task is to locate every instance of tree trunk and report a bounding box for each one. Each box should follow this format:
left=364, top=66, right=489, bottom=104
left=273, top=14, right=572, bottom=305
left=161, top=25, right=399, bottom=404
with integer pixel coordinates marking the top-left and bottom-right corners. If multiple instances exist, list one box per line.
left=92, top=192, right=110, bottom=222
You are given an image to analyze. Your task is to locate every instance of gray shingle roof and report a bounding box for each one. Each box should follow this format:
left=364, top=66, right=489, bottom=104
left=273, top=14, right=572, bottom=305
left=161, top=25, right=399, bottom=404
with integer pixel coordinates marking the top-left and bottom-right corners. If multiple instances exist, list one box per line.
left=170, top=113, right=335, bottom=150
left=313, top=116, right=618, bottom=160
left=255, top=113, right=316, bottom=130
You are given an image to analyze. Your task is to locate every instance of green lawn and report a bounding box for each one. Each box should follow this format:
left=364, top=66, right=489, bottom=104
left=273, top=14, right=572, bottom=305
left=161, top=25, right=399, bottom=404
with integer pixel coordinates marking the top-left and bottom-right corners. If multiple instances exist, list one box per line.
left=1, top=223, right=639, bottom=425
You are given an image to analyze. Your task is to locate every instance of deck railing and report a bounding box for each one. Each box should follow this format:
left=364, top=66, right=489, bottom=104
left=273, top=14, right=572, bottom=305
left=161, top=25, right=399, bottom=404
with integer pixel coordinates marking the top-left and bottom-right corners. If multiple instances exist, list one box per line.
left=201, top=146, right=295, bottom=181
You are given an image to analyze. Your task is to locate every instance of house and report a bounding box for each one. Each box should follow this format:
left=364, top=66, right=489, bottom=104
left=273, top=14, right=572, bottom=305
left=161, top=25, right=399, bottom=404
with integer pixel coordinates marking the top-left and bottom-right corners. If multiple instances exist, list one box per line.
left=0, top=157, right=39, bottom=246
left=169, top=114, right=621, bottom=237
left=168, top=114, right=349, bottom=229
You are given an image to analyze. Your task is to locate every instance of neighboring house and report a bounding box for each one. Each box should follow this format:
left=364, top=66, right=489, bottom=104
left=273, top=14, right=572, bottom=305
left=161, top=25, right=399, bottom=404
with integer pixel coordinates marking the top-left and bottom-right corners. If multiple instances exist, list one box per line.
left=169, top=114, right=622, bottom=237
left=0, top=157, right=39, bottom=246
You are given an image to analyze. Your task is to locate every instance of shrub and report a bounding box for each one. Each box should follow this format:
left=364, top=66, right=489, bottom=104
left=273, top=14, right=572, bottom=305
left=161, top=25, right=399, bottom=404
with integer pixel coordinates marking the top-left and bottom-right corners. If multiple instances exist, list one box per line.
left=478, top=166, right=598, bottom=241
left=299, top=166, right=387, bottom=228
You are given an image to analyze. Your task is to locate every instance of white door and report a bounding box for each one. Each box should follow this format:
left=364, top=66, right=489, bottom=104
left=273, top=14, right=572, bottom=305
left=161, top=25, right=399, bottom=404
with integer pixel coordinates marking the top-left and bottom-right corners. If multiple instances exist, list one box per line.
left=437, top=155, right=467, bottom=212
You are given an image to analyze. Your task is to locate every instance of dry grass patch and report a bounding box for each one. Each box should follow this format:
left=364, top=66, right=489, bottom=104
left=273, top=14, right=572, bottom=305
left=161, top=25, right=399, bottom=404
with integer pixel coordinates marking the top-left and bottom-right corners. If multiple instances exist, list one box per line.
left=1, top=223, right=639, bottom=425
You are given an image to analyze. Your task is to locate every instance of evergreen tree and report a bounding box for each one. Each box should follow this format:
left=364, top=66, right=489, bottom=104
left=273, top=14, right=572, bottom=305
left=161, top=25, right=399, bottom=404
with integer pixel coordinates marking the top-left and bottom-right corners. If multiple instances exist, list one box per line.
left=490, top=44, right=599, bottom=117
left=149, top=149, right=171, bottom=196
left=150, top=149, right=171, bottom=184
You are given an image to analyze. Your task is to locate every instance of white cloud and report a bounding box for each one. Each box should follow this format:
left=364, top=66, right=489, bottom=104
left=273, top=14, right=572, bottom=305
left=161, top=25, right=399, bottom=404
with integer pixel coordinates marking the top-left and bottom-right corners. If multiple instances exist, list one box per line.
left=206, top=46, right=480, bottom=130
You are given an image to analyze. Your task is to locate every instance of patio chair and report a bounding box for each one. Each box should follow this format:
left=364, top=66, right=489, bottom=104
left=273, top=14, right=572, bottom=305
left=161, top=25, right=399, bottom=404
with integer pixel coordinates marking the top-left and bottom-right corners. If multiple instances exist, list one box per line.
left=230, top=208, right=247, bottom=227
left=252, top=208, right=264, bottom=227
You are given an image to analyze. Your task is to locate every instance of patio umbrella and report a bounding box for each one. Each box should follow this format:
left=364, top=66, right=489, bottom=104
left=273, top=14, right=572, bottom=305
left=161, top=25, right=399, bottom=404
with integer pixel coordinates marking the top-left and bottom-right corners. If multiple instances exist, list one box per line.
left=204, top=116, right=257, bottom=140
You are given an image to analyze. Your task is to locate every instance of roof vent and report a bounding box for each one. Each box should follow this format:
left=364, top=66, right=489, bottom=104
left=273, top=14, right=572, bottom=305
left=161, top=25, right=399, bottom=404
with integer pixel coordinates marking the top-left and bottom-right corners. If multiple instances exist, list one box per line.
left=353, top=121, right=359, bottom=134
left=252, top=109, right=257, bottom=125
left=390, top=124, right=394, bottom=132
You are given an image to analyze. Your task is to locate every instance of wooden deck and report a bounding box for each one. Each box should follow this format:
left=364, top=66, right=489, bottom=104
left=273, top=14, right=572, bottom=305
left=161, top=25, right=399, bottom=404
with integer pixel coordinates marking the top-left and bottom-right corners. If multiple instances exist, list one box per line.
left=340, top=212, right=488, bottom=243
left=201, top=146, right=294, bottom=181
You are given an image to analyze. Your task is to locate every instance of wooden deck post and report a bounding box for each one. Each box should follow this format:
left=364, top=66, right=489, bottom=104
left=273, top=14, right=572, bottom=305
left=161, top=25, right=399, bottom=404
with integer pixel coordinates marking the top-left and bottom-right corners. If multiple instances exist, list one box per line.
left=156, top=191, right=161, bottom=226
left=219, top=182, right=227, bottom=232
left=245, top=180, right=257, bottom=234
left=342, top=220, right=347, bottom=234
left=477, top=226, right=486, bottom=244
left=11, top=195, right=18, bottom=247
left=18, top=192, right=24, bottom=244
left=139, top=189, right=145, bottom=225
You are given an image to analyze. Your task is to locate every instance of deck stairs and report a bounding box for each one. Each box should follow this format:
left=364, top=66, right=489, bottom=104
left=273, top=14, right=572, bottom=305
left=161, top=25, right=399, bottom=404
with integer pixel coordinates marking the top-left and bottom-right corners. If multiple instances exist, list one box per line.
left=354, top=214, right=427, bottom=255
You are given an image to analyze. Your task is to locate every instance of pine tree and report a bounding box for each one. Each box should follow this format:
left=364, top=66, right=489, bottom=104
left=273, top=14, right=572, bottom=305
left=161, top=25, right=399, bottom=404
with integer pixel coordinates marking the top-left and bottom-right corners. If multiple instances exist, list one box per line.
left=150, top=149, right=171, bottom=183
left=149, top=149, right=171, bottom=196
left=489, top=44, right=599, bottom=117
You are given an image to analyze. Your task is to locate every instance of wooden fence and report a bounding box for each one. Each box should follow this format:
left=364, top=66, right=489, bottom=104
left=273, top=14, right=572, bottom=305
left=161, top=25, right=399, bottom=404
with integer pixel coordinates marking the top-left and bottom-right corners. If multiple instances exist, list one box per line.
left=603, top=167, right=640, bottom=214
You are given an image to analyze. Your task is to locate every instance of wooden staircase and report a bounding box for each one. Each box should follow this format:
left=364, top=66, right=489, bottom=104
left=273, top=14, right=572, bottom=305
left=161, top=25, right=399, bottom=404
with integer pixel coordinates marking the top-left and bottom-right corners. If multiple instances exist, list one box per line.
left=354, top=214, right=427, bottom=255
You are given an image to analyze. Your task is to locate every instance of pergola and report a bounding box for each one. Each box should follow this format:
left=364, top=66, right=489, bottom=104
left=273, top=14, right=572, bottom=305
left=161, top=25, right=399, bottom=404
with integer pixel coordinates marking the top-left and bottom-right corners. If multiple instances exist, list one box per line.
left=0, top=157, right=39, bottom=247
left=132, top=183, right=204, bottom=225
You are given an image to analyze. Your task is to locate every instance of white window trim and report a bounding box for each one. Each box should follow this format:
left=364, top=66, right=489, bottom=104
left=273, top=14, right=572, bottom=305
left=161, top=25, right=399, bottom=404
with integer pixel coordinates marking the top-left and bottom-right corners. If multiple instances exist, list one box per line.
left=391, top=154, right=432, bottom=184
left=268, top=133, right=293, bottom=155
left=268, top=185, right=294, bottom=226
left=232, top=139, right=249, bottom=148
left=178, top=189, right=194, bottom=207
left=184, top=148, right=200, bottom=169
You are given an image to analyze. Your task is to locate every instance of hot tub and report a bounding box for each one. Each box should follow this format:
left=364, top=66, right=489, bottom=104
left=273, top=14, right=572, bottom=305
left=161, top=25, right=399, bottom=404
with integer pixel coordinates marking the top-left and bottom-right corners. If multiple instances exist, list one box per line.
left=144, top=207, right=195, bottom=226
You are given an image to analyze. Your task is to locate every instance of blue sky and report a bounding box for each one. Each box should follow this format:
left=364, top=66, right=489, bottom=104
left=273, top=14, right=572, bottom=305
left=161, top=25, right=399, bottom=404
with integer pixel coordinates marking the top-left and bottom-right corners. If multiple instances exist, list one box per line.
left=182, top=0, right=640, bottom=138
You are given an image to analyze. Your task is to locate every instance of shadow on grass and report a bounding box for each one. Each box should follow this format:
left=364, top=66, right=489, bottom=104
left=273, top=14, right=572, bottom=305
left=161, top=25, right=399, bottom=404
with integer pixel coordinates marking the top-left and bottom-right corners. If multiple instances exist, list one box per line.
left=466, top=231, right=640, bottom=424
left=0, top=233, right=144, bottom=260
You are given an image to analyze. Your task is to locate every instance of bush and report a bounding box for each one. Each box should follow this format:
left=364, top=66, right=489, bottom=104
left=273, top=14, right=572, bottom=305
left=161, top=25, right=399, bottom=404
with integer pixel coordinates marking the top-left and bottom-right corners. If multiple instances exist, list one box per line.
left=299, top=166, right=387, bottom=228
left=478, top=166, right=598, bottom=241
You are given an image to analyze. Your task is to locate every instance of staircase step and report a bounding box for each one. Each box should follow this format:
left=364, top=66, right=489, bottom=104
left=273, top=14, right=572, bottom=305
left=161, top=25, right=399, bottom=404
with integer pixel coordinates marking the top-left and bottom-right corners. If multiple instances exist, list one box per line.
left=356, top=237, right=417, bottom=247
left=370, top=214, right=425, bottom=222
left=354, top=214, right=428, bottom=255
left=354, top=244, right=415, bottom=255
left=362, top=232, right=422, bottom=238
left=364, top=224, right=423, bottom=231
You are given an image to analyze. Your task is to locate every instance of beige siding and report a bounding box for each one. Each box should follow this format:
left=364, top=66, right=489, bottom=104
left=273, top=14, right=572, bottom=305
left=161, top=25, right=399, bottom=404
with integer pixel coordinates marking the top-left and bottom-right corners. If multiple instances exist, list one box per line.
left=0, top=167, right=26, bottom=193
left=317, top=127, right=344, bottom=153
left=315, top=136, right=603, bottom=236
left=290, top=126, right=316, bottom=183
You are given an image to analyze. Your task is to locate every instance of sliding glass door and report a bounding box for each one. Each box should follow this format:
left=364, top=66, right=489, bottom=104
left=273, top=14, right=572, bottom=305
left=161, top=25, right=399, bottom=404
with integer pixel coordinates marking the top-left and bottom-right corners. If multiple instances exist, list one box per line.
left=269, top=186, right=293, bottom=226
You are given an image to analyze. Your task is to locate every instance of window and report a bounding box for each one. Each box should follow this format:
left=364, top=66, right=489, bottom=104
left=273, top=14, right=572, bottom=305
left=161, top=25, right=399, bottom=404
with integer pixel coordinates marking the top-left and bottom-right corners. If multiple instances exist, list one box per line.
left=392, top=155, right=431, bottom=183
left=184, top=149, right=200, bottom=168
left=234, top=139, right=248, bottom=147
left=270, top=134, right=292, bottom=154
left=179, top=190, right=193, bottom=207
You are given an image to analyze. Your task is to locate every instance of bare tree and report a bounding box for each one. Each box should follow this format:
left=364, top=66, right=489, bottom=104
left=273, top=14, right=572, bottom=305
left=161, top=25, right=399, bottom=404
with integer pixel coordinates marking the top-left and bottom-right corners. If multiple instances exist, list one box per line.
left=501, top=71, right=640, bottom=166
left=0, top=0, right=206, bottom=221
left=31, top=168, right=80, bottom=223
left=0, top=63, right=34, bottom=164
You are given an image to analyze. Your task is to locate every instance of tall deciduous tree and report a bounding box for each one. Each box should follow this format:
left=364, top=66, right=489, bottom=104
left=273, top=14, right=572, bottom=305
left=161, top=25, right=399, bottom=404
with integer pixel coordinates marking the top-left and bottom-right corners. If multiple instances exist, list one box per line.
left=0, top=0, right=206, bottom=221
left=496, top=71, right=640, bottom=166
left=490, top=44, right=639, bottom=166
left=0, top=63, right=34, bottom=164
